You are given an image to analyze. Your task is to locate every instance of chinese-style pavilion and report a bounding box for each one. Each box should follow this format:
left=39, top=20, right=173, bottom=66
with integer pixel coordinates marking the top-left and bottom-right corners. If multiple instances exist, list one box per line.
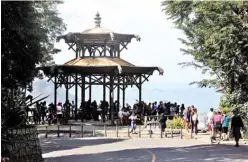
left=40, top=12, right=163, bottom=122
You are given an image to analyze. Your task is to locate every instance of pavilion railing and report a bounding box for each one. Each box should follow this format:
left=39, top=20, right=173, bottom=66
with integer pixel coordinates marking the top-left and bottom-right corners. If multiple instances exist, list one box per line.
left=36, top=114, right=185, bottom=139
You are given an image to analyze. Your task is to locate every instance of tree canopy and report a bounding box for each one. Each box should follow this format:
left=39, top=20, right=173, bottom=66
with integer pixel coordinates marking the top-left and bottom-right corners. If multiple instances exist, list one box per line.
left=1, top=1, right=66, bottom=89
left=162, top=1, right=248, bottom=111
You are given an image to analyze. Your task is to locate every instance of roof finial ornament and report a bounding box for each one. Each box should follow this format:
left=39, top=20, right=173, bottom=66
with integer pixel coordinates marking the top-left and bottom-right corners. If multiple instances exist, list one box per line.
left=94, top=12, right=101, bottom=27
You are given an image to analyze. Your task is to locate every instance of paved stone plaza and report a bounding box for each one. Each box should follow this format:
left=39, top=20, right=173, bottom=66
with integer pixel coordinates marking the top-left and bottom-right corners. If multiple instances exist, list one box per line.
left=40, top=136, right=248, bottom=162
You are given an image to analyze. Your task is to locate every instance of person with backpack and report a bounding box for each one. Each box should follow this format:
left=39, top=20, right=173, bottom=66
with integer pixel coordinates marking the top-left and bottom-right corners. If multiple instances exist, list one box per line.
left=222, top=110, right=230, bottom=141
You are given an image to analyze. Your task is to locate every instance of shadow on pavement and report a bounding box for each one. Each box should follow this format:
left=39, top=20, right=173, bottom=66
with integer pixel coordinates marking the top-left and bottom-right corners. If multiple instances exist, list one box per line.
left=40, top=137, right=126, bottom=154
left=45, top=144, right=248, bottom=162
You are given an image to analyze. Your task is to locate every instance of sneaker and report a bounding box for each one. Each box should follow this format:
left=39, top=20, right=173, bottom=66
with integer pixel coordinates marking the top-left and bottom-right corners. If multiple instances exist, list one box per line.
left=235, top=144, right=239, bottom=147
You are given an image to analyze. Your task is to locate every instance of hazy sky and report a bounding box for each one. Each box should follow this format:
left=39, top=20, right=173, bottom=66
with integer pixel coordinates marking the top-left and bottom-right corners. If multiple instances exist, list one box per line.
left=35, top=0, right=221, bottom=112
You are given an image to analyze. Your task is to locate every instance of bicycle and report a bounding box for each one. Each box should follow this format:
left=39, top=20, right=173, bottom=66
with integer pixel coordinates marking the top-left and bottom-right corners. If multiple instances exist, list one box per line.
left=211, top=124, right=222, bottom=144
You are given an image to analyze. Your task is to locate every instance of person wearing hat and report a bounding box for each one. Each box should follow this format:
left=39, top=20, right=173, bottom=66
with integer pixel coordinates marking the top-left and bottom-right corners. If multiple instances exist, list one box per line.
left=231, top=109, right=244, bottom=147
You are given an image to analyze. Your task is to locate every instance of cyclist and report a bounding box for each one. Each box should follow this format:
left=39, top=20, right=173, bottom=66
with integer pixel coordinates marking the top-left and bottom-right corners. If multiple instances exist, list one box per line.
left=211, top=110, right=222, bottom=139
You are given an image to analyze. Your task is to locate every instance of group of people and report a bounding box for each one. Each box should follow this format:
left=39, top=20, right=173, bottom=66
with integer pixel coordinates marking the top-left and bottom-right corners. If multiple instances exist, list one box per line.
left=183, top=106, right=199, bottom=135
left=29, top=99, right=186, bottom=125
left=141, top=101, right=185, bottom=117
left=207, top=108, right=245, bottom=147
left=29, top=101, right=48, bottom=124
left=28, top=100, right=76, bottom=125
left=29, top=98, right=246, bottom=147
left=117, top=101, right=187, bottom=134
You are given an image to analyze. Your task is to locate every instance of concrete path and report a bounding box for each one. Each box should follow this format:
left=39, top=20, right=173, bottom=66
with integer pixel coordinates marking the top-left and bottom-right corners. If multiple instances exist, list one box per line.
left=40, top=136, right=248, bottom=162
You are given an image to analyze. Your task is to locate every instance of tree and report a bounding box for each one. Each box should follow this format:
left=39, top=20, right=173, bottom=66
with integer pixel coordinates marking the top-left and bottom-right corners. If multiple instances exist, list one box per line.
left=1, top=1, right=66, bottom=160
left=162, top=1, right=248, bottom=111
left=1, top=1, right=66, bottom=89
left=219, top=93, right=232, bottom=114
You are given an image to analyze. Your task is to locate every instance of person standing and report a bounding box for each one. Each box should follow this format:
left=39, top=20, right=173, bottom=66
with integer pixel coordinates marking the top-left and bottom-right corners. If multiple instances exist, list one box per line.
left=129, top=112, right=137, bottom=134
left=180, top=104, right=185, bottom=116
left=212, top=111, right=222, bottom=138
left=207, top=108, right=214, bottom=137
left=184, top=107, right=191, bottom=132
left=57, top=102, right=63, bottom=125
left=159, top=113, right=167, bottom=133
left=176, top=105, right=180, bottom=116
left=153, top=102, right=158, bottom=115
left=71, top=101, right=75, bottom=117
left=118, top=108, right=124, bottom=126
left=222, top=111, right=230, bottom=140
left=231, top=109, right=244, bottom=147
left=191, top=108, right=198, bottom=135
left=40, top=101, right=47, bottom=123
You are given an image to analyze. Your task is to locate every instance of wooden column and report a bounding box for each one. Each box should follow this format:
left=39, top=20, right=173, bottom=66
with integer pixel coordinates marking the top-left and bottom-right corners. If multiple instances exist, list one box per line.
left=75, top=74, right=78, bottom=121
left=139, top=75, right=142, bottom=104
left=122, top=77, right=126, bottom=109
left=76, top=45, right=78, bottom=58
left=117, top=44, right=120, bottom=57
left=109, top=75, right=114, bottom=124
left=54, top=75, right=57, bottom=105
left=81, top=74, right=85, bottom=121
left=89, top=76, right=92, bottom=102
left=117, top=76, right=120, bottom=111
left=103, top=75, right=106, bottom=122
left=65, top=75, right=69, bottom=102
left=104, top=44, right=106, bottom=56
left=81, top=75, right=85, bottom=104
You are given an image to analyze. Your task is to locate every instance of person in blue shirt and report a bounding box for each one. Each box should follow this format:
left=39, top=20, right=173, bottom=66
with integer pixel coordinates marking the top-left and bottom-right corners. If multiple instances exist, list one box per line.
left=222, top=110, right=230, bottom=141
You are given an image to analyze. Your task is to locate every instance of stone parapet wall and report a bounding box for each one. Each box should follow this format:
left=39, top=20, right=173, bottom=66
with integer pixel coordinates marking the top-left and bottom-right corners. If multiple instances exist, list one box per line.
left=2, top=126, right=43, bottom=162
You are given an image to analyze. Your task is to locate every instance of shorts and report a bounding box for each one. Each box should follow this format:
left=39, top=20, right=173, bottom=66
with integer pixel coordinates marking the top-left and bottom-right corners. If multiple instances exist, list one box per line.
left=222, top=127, right=228, bottom=133
left=214, top=123, right=222, bottom=132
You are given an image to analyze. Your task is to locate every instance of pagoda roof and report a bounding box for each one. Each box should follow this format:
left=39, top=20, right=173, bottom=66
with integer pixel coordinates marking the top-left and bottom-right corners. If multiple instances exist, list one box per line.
left=40, top=57, right=163, bottom=76
left=57, top=12, right=140, bottom=44
left=64, top=57, right=135, bottom=67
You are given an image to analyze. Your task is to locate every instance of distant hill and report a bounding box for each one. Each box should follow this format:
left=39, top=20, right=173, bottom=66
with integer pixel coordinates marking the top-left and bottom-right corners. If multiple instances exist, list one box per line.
left=30, top=80, right=220, bottom=113
left=28, top=80, right=77, bottom=104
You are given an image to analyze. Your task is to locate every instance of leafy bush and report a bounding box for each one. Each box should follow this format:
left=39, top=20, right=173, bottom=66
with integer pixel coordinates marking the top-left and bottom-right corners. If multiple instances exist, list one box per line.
left=167, top=117, right=184, bottom=129
left=243, top=120, right=248, bottom=139
left=243, top=131, right=248, bottom=139
left=1, top=88, right=48, bottom=130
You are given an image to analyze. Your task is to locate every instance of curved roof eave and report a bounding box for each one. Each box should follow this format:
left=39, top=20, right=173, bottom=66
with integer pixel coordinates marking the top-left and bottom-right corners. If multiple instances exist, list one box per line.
left=38, top=65, right=164, bottom=76
left=56, top=32, right=140, bottom=43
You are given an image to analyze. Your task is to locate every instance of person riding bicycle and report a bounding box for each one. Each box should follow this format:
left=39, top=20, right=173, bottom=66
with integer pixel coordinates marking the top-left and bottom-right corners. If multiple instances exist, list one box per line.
left=211, top=110, right=222, bottom=138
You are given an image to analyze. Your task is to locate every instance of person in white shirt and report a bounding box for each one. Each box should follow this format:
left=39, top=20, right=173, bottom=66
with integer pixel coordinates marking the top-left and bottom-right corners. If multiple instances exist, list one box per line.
left=57, top=102, right=63, bottom=124
left=129, top=112, right=137, bottom=134
left=191, top=108, right=199, bottom=135
left=207, top=108, right=214, bottom=136
left=118, top=108, right=124, bottom=125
